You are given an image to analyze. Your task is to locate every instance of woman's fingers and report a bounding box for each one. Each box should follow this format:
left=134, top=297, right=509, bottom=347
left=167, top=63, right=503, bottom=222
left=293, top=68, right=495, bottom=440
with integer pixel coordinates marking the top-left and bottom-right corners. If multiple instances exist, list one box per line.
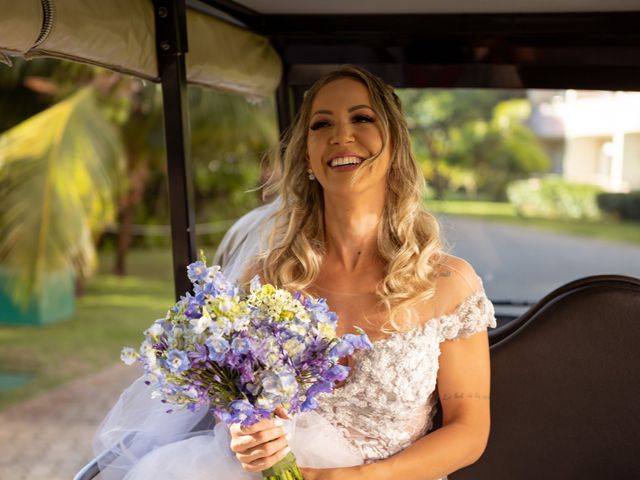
left=274, top=405, right=290, bottom=419
left=230, top=424, right=286, bottom=453
left=231, top=417, right=282, bottom=435
left=240, top=444, right=292, bottom=473
left=235, top=434, right=289, bottom=463
left=228, top=415, right=292, bottom=472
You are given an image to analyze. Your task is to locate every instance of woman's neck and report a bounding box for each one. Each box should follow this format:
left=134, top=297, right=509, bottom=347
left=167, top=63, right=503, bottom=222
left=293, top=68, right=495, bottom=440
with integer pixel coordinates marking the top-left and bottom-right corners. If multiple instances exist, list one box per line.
left=322, top=191, right=385, bottom=273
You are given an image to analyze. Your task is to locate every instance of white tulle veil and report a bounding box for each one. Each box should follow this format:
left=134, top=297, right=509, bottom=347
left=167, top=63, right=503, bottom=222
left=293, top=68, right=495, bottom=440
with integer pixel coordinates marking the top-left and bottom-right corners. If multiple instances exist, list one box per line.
left=93, top=199, right=363, bottom=480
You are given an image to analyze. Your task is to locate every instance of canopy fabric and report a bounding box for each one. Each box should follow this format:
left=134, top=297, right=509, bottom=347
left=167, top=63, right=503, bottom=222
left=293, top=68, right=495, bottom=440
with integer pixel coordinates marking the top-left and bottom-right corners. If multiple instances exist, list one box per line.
left=238, top=0, right=640, bottom=14
left=0, top=1, right=43, bottom=56
left=0, top=0, right=282, bottom=98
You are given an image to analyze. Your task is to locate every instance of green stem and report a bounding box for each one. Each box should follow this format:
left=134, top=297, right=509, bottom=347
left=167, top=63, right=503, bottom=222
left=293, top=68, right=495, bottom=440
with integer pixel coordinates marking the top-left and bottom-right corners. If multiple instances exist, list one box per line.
left=261, top=451, right=303, bottom=480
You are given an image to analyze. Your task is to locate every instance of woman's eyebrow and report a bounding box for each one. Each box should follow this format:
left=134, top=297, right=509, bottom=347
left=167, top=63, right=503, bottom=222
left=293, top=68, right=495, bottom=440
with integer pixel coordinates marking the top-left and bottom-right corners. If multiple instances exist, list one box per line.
left=348, top=104, right=374, bottom=112
left=310, top=104, right=374, bottom=117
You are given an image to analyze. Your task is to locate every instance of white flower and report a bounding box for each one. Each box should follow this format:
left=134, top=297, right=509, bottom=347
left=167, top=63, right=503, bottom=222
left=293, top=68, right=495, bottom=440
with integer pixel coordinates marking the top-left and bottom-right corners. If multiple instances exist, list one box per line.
left=191, top=309, right=213, bottom=334
left=140, top=342, right=157, bottom=367
left=318, top=322, right=336, bottom=340
left=218, top=295, right=235, bottom=313
left=120, top=347, right=139, bottom=366
left=283, top=338, right=305, bottom=358
left=232, top=315, right=250, bottom=332
left=286, top=322, right=308, bottom=337
left=145, top=321, right=164, bottom=338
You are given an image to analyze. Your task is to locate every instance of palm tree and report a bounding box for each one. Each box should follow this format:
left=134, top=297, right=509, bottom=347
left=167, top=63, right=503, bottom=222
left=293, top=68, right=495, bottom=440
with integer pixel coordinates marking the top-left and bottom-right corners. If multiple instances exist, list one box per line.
left=0, top=88, right=123, bottom=308
left=0, top=58, right=278, bottom=309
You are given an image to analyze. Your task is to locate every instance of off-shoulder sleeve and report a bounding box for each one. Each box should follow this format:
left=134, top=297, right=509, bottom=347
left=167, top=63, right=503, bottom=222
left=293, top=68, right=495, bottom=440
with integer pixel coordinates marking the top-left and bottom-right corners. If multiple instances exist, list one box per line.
left=437, top=290, right=497, bottom=343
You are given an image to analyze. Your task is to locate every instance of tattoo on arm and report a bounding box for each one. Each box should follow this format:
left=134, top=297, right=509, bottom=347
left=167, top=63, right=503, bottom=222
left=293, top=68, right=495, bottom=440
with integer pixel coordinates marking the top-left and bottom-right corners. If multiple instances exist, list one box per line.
left=441, top=392, right=490, bottom=401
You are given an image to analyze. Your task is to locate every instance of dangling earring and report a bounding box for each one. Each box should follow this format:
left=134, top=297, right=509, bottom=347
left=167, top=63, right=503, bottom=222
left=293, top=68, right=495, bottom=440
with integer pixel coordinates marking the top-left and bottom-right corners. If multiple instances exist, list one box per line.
left=307, top=168, right=316, bottom=181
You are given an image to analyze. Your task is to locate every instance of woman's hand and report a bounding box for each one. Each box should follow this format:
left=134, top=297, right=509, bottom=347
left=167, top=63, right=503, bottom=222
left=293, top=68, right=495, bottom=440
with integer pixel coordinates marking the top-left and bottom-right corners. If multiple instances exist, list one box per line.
left=229, top=406, right=291, bottom=473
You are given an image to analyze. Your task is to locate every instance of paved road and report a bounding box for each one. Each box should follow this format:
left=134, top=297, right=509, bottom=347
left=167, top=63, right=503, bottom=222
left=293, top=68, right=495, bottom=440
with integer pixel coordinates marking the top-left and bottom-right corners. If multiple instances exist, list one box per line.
left=0, top=363, right=141, bottom=480
left=439, top=215, right=640, bottom=304
left=1, top=216, right=638, bottom=479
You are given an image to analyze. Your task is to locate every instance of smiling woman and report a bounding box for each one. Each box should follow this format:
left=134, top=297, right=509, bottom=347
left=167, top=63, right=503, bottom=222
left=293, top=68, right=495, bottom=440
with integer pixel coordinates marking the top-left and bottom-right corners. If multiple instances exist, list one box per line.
left=307, top=79, right=389, bottom=192
left=92, top=65, right=496, bottom=480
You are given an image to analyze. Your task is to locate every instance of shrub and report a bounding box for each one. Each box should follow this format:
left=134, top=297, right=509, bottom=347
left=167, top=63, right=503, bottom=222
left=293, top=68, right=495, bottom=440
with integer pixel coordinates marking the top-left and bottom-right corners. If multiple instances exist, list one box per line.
left=597, top=191, right=640, bottom=221
left=506, top=177, right=603, bottom=220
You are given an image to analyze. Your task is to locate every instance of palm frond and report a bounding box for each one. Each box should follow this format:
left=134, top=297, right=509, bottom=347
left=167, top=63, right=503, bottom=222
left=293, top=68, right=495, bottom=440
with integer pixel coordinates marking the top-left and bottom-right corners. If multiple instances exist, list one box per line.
left=0, top=88, right=124, bottom=308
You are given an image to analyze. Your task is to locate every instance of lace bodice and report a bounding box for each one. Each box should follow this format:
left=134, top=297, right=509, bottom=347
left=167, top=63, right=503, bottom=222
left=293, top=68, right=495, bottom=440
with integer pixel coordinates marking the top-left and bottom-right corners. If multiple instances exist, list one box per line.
left=315, top=289, right=497, bottom=464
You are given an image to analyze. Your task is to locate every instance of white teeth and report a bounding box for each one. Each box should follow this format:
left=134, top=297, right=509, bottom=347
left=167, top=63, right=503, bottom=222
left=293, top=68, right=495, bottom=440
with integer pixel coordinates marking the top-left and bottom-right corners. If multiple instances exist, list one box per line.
left=330, top=156, right=363, bottom=167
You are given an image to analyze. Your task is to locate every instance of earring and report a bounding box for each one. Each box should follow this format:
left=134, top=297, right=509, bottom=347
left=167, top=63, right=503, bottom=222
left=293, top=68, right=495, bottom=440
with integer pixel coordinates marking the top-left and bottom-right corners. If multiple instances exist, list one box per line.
left=307, top=168, right=316, bottom=181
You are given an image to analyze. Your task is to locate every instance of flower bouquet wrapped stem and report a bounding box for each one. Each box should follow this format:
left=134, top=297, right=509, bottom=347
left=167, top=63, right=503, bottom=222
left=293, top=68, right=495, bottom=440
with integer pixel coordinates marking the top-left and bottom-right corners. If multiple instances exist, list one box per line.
left=261, top=450, right=302, bottom=480
left=121, top=256, right=372, bottom=480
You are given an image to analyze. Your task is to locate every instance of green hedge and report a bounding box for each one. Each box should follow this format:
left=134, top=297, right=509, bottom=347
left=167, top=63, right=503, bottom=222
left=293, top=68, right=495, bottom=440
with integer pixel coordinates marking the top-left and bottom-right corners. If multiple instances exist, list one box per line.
left=597, top=191, right=640, bottom=221
left=507, top=177, right=603, bottom=220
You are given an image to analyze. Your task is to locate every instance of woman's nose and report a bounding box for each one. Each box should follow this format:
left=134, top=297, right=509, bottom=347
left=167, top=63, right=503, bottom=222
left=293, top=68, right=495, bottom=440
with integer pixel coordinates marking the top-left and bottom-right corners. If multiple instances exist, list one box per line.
left=330, top=121, right=355, bottom=144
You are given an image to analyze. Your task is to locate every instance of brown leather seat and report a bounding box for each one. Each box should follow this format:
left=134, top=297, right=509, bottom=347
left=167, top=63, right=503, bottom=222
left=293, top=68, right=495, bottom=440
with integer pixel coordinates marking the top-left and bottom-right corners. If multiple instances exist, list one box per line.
left=449, top=275, right=640, bottom=479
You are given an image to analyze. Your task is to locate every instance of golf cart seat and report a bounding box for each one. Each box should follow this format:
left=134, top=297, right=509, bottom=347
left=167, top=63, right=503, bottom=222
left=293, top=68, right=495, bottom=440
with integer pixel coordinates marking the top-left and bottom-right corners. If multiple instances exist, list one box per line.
left=449, top=274, right=640, bottom=479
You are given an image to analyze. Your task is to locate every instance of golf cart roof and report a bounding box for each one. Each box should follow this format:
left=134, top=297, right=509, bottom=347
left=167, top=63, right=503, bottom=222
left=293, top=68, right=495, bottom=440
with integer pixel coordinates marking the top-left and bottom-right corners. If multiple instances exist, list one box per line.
left=200, top=0, right=640, bottom=91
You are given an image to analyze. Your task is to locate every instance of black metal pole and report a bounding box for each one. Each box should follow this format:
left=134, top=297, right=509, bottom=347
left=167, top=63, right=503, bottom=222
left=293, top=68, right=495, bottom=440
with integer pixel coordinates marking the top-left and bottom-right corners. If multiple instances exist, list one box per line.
left=275, top=67, right=294, bottom=136
left=153, top=0, right=197, bottom=300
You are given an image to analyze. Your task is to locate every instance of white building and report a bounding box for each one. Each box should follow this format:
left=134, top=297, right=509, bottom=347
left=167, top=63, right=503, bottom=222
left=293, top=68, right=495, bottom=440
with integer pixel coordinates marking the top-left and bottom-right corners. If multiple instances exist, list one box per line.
left=528, top=90, right=640, bottom=192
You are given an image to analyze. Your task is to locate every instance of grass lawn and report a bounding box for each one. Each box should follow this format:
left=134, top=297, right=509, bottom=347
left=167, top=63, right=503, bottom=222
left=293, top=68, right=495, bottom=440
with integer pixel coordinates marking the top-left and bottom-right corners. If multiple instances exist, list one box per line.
left=428, top=199, right=640, bottom=245
left=0, top=247, right=217, bottom=411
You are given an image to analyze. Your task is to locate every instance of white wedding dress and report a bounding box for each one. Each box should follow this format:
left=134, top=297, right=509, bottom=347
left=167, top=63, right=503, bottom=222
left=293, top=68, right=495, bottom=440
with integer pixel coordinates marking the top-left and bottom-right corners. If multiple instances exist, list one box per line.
left=94, top=203, right=497, bottom=479
left=94, top=288, right=496, bottom=480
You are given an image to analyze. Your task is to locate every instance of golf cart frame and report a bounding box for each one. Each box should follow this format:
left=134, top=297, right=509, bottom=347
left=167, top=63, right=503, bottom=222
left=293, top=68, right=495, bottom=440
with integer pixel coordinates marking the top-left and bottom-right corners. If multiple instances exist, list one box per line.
left=3, top=1, right=639, bottom=479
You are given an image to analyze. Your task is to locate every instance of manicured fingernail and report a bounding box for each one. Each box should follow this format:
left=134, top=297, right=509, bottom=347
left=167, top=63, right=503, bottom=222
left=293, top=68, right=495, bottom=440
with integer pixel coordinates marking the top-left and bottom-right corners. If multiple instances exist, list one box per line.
left=274, top=418, right=283, bottom=426
left=283, top=446, right=291, bottom=455
left=285, top=433, right=292, bottom=441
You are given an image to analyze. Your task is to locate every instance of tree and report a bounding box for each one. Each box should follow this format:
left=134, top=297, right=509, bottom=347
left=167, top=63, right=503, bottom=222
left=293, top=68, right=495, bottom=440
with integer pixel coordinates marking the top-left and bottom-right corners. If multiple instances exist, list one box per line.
left=398, top=89, right=549, bottom=200
left=0, top=88, right=123, bottom=307
left=0, top=56, right=278, bottom=308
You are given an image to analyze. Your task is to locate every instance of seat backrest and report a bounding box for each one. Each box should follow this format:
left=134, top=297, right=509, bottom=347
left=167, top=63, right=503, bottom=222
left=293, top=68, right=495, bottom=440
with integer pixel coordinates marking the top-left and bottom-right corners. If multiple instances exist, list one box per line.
left=450, top=275, right=640, bottom=479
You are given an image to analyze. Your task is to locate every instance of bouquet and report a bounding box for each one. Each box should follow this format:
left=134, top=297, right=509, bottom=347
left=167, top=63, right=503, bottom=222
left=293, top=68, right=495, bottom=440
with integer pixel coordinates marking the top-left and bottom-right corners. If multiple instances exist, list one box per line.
left=121, top=257, right=372, bottom=480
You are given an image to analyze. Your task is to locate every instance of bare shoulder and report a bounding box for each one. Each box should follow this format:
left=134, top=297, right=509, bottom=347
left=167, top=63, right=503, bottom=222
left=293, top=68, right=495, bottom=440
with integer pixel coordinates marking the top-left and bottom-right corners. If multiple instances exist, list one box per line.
left=430, top=253, right=483, bottom=312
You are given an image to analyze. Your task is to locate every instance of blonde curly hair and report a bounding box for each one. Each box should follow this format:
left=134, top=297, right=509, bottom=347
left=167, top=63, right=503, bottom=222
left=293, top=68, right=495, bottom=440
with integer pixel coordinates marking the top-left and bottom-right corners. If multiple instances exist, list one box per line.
left=257, top=65, right=443, bottom=333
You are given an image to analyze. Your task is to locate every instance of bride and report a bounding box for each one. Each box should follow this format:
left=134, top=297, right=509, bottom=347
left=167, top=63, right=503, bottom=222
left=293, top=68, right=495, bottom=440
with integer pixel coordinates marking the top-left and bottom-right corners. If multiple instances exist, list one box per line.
left=94, top=65, right=496, bottom=480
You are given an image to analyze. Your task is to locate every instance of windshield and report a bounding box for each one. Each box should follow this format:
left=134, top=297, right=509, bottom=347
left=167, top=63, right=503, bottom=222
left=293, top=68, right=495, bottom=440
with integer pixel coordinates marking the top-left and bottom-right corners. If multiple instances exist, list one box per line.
left=397, top=88, right=640, bottom=311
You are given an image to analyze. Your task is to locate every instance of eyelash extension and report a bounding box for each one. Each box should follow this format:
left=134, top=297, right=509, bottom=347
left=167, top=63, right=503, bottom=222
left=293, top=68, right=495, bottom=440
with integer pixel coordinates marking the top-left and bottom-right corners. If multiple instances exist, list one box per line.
left=353, top=114, right=375, bottom=123
left=310, top=120, right=329, bottom=131
left=309, top=114, right=375, bottom=131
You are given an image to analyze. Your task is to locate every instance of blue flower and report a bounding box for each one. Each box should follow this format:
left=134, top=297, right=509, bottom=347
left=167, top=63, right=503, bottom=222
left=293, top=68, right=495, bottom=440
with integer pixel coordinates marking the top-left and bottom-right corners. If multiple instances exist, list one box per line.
left=206, top=337, right=230, bottom=362
left=328, top=339, right=354, bottom=359
left=343, top=332, right=373, bottom=350
left=231, top=336, right=252, bottom=355
left=165, top=349, right=191, bottom=374
left=256, top=369, right=298, bottom=410
left=301, top=380, right=333, bottom=410
left=187, top=261, right=208, bottom=283
left=229, top=399, right=257, bottom=425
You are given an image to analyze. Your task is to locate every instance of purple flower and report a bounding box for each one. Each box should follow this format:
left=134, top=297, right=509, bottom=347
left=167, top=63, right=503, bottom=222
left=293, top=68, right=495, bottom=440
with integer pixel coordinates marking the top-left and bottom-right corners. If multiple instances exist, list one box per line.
left=184, top=302, right=201, bottom=320
left=238, top=359, right=255, bottom=384
left=324, top=364, right=350, bottom=383
left=188, top=343, right=209, bottom=364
